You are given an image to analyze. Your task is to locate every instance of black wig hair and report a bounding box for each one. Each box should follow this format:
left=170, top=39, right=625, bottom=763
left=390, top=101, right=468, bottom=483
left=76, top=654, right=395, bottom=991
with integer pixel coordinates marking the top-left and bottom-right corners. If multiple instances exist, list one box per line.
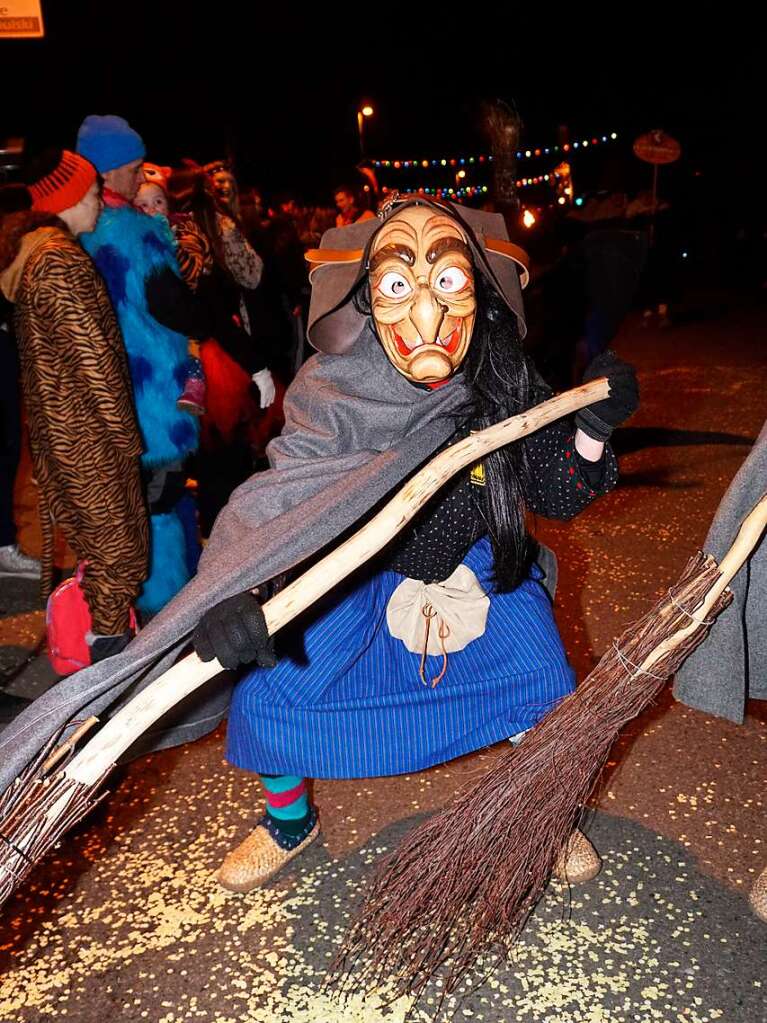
left=462, top=270, right=535, bottom=591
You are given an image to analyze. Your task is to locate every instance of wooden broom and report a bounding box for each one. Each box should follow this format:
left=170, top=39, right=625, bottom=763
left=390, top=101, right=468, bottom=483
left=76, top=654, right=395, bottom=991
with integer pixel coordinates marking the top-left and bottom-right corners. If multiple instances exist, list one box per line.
left=0, top=378, right=609, bottom=908
left=329, top=492, right=767, bottom=1010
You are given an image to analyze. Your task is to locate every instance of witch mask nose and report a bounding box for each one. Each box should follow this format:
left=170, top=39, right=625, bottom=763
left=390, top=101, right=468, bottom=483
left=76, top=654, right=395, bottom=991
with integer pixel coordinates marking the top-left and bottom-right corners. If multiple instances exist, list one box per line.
left=408, top=284, right=447, bottom=344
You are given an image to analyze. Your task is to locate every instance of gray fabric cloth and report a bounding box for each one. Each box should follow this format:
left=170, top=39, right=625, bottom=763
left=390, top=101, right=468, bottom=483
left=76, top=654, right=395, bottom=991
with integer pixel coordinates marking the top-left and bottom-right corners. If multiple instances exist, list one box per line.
left=673, top=420, right=767, bottom=723
left=0, top=323, right=473, bottom=792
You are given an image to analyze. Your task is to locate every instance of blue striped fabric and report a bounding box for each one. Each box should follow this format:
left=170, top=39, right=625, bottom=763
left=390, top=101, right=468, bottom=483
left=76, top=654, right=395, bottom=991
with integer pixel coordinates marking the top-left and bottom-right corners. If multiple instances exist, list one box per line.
left=226, top=537, right=575, bottom=779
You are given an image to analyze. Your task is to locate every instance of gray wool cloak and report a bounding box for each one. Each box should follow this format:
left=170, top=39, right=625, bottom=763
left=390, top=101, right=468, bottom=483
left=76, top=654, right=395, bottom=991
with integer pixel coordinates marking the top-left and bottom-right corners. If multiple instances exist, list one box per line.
left=0, top=325, right=475, bottom=793
left=673, top=419, right=767, bottom=723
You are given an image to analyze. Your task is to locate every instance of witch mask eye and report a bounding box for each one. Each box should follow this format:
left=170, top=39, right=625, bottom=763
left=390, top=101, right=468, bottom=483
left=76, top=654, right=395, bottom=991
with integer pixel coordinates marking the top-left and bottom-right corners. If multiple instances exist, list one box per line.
left=379, top=272, right=413, bottom=299
left=434, top=266, right=469, bottom=294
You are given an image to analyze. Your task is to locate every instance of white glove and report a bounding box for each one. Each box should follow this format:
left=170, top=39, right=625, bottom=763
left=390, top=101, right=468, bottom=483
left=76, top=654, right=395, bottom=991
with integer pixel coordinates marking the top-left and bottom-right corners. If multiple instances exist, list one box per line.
left=251, top=368, right=276, bottom=409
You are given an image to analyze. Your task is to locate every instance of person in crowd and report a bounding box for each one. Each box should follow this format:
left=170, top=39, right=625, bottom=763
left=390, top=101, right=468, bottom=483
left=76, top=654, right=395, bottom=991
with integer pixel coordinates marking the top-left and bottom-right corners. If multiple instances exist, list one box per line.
left=239, top=186, right=267, bottom=235
left=255, top=193, right=312, bottom=375
left=564, top=194, right=649, bottom=380
left=0, top=150, right=148, bottom=663
left=0, top=184, right=41, bottom=723
left=306, top=204, right=337, bottom=246
left=76, top=115, right=209, bottom=616
left=0, top=303, right=30, bottom=579
left=334, top=183, right=375, bottom=228
left=134, top=171, right=207, bottom=416
left=0, top=183, right=39, bottom=583
left=133, top=177, right=168, bottom=218
left=626, top=190, right=677, bottom=328
left=168, top=167, right=276, bottom=534
left=204, top=160, right=240, bottom=219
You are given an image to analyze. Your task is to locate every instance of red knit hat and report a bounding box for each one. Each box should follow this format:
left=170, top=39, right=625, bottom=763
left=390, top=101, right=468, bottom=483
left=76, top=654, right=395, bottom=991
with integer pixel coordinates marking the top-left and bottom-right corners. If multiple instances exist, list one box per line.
left=28, top=150, right=97, bottom=214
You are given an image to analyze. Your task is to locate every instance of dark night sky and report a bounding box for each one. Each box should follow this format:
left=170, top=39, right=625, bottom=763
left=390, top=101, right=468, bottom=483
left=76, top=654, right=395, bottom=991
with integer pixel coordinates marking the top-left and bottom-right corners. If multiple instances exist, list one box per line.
left=2, top=6, right=759, bottom=205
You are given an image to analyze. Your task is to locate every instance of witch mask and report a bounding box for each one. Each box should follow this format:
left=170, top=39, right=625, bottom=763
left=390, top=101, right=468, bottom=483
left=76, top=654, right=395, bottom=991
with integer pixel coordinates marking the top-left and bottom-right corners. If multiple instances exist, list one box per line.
left=304, top=196, right=530, bottom=364
left=368, top=205, right=476, bottom=383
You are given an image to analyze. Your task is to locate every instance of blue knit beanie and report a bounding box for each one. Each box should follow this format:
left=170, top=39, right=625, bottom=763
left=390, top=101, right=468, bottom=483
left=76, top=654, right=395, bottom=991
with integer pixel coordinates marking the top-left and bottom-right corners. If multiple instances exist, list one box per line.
left=76, top=115, right=145, bottom=173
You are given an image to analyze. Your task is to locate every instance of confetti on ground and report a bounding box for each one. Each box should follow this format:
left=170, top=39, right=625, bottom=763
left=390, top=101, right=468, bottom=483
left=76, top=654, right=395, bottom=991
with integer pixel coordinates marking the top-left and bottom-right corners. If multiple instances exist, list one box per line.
left=0, top=304, right=765, bottom=1021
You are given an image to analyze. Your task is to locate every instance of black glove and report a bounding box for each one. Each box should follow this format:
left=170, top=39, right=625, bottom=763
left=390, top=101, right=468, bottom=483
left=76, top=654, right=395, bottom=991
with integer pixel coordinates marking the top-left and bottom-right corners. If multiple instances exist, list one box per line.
left=89, top=630, right=133, bottom=664
left=575, top=350, right=639, bottom=441
left=145, top=468, right=188, bottom=515
left=192, top=591, right=276, bottom=671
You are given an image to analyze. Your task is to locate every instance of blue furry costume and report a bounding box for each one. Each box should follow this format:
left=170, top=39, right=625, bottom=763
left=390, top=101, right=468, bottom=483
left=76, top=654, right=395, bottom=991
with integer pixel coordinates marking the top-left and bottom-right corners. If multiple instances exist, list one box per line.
left=81, top=204, right=199, bottom=613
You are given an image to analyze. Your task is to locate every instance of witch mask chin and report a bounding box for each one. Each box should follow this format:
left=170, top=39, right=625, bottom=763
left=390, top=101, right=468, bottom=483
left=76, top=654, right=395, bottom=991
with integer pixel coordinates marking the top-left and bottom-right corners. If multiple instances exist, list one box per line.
left=369, top=206, right=476, bottom=383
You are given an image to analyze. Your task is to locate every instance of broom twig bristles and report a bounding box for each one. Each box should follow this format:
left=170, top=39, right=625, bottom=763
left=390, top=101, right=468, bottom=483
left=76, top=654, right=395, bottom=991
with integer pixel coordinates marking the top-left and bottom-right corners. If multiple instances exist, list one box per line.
left=0, top=744, right=112, bottom=906
left=328, top=552, right=732, bottom=1005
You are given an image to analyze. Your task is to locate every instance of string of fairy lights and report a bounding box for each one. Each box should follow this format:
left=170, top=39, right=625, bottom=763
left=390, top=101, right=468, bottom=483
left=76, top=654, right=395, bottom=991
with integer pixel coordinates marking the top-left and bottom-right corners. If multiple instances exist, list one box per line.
left=372, top=132, right=618, bottom=170
left=381, top=175, right=564, bottom=198
left=375, top=155, right=492, bottom=170
left=516, top=171, right=564, bottom=189
left=380, top=184, right=490, bottom=201
left=372, top=131, right=619, bottom=195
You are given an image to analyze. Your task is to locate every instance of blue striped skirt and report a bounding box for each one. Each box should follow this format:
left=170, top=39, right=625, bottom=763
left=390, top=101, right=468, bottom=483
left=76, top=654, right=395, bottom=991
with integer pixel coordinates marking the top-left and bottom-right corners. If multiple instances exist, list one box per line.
left=226, top=536, right=575, bottom=779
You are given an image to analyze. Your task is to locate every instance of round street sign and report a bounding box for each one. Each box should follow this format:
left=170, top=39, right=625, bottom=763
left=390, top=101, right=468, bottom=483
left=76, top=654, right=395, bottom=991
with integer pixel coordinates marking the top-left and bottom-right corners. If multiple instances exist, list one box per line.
left=633, top=130, right=681, bottom=165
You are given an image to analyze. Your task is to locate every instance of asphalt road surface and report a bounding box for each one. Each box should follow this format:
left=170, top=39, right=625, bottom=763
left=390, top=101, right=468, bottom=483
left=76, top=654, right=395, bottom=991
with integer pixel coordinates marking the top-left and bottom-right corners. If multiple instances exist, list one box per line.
left=0, top=294, right=764, bottom=1023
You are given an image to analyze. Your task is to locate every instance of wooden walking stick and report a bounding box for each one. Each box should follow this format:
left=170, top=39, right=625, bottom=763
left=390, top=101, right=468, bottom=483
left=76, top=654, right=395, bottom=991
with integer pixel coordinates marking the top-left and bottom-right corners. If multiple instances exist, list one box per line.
left=0, top=378, right=609, bottom=908
left=330, top=493, right=767, bottom=1008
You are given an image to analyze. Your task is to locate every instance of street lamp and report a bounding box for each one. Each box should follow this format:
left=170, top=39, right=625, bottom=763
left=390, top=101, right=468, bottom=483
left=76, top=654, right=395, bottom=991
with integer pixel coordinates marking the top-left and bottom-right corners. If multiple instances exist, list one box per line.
left=357, top=104, right=374, bottom=157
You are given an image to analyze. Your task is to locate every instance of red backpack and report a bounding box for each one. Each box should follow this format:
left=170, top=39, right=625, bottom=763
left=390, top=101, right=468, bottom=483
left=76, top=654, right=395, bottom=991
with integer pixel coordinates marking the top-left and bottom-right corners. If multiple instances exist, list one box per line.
left=46, top=563, right=137, bottom=676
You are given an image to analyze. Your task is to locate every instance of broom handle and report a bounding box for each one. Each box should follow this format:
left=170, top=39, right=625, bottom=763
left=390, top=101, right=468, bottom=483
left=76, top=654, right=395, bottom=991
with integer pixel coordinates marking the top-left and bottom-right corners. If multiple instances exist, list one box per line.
left=64, top=379, right=609, bottom=787
left=641, top=492, right=767, bottom=675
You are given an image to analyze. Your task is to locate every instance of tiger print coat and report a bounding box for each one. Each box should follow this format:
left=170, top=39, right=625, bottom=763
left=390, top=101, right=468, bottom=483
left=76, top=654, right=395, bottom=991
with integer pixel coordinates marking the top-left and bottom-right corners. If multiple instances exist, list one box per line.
left=0, top=212, right=149, bottom=634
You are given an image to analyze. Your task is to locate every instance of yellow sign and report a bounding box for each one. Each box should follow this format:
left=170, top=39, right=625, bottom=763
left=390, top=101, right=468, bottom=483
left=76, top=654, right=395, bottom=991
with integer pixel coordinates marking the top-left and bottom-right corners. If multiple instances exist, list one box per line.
left=0, top=1, right=44, bottom=38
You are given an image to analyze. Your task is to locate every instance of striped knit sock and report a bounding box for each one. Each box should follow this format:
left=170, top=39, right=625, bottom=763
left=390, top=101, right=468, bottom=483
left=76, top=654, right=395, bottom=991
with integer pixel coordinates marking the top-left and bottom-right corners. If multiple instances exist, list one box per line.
left=259, top=774, right=312, bottom=838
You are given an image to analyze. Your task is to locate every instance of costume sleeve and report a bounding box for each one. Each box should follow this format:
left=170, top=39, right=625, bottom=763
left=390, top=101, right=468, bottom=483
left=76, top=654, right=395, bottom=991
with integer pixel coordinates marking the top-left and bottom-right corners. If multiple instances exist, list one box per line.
left=521, top=369, right=618, bottom=520
left=523, top=418, right=618, bottom=520
left=194, top=270, right=264, bottom=374
left=219, top=214, right=263, bottom=289
left=145, top=266, right=213, bottom=339
left=245, top=337, right=267, bottom=375
left=215, top=319, right=265, bottom=374
left=34, top=251, right=143, bottom=459
left=173, top=218, right=212, bottom=291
